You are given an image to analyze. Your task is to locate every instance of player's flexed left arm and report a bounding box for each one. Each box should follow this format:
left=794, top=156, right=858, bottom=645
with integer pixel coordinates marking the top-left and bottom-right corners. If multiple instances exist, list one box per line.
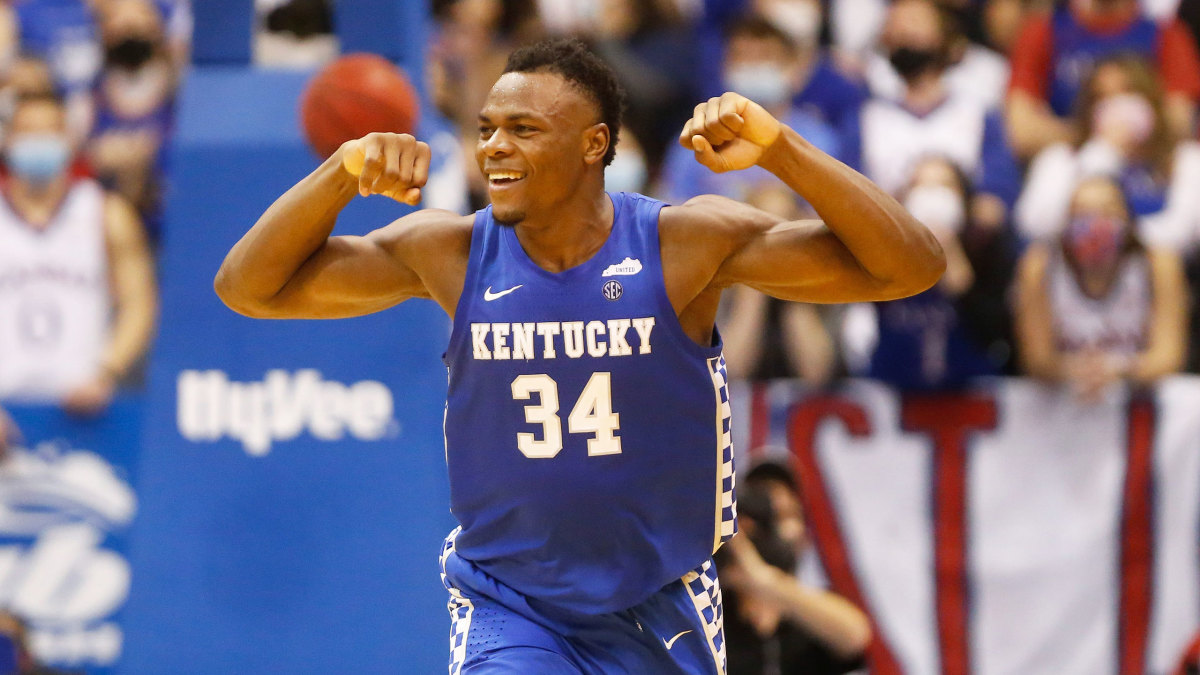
left=665, top=92, right=945, bottom=304
left=215, top=133, right=472, bottom=320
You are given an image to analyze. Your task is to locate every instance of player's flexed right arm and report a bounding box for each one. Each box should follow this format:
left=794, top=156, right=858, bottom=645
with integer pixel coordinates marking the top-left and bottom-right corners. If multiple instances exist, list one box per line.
left=214, top=133, right=471, bottom=319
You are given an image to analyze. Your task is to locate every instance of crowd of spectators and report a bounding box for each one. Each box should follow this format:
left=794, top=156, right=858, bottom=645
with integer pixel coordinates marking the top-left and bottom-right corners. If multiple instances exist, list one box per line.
left=428, top=0, right=1200, bottom=398
left=0, top=0, right=182, bottom=435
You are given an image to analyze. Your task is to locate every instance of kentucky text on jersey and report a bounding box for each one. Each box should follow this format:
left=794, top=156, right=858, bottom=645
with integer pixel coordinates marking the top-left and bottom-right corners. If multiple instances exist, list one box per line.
left=469, top=318, right=655, bottom=360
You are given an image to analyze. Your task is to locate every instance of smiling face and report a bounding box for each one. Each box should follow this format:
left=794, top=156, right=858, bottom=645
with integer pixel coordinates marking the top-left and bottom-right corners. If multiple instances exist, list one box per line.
left=476, top=71, right=609, bottom=226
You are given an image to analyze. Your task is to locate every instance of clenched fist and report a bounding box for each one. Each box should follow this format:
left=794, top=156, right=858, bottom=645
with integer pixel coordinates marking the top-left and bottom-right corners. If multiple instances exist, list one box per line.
left=679, top=92, right=782, bottom=173
left=340, top=132, right=431, bottom=205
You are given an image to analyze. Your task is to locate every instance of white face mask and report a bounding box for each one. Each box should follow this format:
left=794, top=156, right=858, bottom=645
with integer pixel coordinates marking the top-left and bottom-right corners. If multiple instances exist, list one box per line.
left=904, top=184, right=965, bottom=233
left=724, top=63, right=792, bottom=108
left=605, top=150, right=647, bottom=194
left=1092, top=93, right=1155, bottom=145
left=763, top=0, right=822, bottom=47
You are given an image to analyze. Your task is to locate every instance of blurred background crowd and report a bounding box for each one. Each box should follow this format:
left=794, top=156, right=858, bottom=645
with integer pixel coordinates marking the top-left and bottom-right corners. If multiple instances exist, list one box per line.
left=1, top=0, right=1200, bottom=673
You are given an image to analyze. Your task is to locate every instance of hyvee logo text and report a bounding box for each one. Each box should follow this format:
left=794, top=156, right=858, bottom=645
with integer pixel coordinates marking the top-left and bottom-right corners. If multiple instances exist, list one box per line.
left=177, top=369, right=396, bottom=456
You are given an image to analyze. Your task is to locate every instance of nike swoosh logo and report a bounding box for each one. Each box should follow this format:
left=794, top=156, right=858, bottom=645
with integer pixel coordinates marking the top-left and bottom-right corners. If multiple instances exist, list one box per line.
left=483, top=284, right=523, bottom=301
left=663, top=630, right=692, bottom=650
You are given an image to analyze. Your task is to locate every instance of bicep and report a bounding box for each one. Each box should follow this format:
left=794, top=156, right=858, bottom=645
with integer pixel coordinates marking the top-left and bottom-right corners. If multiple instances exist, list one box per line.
left=265, top=231, right=426, bottom=319
left=716, top=220, right=909, bottom=303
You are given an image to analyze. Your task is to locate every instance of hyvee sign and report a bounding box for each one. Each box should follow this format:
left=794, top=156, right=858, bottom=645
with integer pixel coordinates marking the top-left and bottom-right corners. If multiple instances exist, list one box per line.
left=176, top=369, right=397, bottom=455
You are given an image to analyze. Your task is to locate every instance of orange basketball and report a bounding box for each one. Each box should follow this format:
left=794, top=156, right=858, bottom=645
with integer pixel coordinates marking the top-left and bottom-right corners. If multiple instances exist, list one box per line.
left=300, top=53, right=421, bottom=158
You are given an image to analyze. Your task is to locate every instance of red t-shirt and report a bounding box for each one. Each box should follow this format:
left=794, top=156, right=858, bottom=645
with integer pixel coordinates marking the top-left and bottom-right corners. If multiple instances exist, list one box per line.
left=1008, top=7, right=1200, bottom=100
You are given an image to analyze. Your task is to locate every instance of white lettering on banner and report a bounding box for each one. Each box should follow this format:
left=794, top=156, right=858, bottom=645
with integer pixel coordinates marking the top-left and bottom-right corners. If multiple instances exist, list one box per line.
left=470, top=317, right=656, bottom=360
left=176, top=369, right=397, bottom=456
left=0, top=444, right=136, bottom=668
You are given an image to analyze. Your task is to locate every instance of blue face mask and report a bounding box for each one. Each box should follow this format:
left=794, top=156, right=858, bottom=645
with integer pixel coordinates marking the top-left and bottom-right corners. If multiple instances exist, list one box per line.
left=7, top=133, right=71, bottom=184
left=724, top=64, right=792, bottom=108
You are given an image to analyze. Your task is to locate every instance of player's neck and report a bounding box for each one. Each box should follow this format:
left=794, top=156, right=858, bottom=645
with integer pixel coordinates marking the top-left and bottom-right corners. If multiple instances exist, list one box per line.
left=512, top=187, right=614, bottom=274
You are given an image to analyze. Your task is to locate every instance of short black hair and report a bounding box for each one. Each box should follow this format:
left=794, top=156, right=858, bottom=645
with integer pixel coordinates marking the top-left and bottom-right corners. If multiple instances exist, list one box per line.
left=503, top=38, right=626, bottom=166
left=744, top=460, right=798, bottom=491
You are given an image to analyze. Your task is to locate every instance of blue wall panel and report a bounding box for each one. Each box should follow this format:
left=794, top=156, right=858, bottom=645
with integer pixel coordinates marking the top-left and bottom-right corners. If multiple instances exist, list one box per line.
left=119, top=68, right=453, bottom=674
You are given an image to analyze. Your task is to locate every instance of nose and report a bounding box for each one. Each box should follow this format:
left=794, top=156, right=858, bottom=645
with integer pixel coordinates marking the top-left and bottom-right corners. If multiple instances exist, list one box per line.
left=481, top=129, right=514, bottom=158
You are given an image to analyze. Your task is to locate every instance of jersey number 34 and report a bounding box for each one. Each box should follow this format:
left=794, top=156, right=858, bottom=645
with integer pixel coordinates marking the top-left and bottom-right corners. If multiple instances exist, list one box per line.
left=510, top=373, right=621, bottom=458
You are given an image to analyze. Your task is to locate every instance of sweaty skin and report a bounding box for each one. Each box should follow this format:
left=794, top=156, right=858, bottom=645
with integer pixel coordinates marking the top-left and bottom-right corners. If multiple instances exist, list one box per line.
left=215, top=72, right=945, bottom=345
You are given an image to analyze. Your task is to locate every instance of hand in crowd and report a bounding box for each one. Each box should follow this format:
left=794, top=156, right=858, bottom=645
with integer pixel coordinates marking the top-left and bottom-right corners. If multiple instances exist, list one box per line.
left=1063, top=349, right=1126, bottom=402
left=62, top=372, right=118, bottom=417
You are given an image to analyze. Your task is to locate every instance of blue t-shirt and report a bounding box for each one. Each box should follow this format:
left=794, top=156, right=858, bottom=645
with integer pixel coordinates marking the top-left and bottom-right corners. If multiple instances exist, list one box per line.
left=443, top=192, right=738, bottom=613
left=1047, top=6, right=1159, bottom=116
left=14, top=0, right=100, bottom=94
left=868, top=288, right=1000, bottom=390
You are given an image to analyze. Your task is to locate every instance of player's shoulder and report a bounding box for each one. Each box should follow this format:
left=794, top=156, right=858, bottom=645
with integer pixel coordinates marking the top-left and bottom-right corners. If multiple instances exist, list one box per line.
left=659, top=194, right=781, bottom=243
left=369, top=208, right=474, bottom=259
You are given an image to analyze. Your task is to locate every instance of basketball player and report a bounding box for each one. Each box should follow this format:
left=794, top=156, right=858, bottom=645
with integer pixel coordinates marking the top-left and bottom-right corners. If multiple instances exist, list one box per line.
left=215, top=40, right=944, bottom=674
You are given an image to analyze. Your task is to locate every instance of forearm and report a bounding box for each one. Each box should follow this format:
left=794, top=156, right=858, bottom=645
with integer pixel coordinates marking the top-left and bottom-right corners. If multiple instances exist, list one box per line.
left=1005, top=94, right=1073, bottom=159
left=757, top=126, right=944, bottom=293
left=215, top=152, right=358, bottom=307
left=101, top=292, right=158, bottom=379
left=754, top=567, right=872, bottom=658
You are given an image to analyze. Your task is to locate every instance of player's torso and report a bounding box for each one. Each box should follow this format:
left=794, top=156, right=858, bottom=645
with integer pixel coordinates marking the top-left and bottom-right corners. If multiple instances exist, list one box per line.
left=0, top=179, right=110, bottom=399
left=442, top=192, right=737, bottom=614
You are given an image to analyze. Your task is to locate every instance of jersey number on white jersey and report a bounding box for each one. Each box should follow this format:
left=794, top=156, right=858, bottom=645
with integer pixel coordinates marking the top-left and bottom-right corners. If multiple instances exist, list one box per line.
left=510, top=372, right=622, bottom=458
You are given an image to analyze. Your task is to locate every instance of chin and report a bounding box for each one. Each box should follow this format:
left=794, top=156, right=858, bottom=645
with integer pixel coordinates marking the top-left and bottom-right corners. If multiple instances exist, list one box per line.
left=492, top=206, right=525, bottom=226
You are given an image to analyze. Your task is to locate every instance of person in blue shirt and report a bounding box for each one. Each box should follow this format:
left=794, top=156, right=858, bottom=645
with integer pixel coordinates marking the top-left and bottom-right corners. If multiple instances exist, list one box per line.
left=215, top=38, right=944, bottom=675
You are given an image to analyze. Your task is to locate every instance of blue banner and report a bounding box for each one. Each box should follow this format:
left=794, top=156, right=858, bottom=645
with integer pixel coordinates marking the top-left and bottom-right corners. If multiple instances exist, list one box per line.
left=116, top=68, right=455, bottom=674
left=1, top=397, right=143, bottom=674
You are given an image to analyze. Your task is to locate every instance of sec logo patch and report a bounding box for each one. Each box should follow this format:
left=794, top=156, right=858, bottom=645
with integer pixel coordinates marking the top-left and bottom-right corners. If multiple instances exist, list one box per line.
left=602, top=279, right=623, bottom=301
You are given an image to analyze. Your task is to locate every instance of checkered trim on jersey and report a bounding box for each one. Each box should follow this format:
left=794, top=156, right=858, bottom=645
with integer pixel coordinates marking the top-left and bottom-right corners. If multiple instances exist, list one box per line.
left=682, top=559, right=727, bottom=674
left=440, top=527, right=474, bottom=675
left=708, top=355, right=738, bottom=553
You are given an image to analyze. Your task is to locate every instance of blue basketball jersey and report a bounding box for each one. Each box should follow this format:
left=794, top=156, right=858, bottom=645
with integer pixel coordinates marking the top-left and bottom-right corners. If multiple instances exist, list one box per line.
left=442, top=192, right=737, bottom=614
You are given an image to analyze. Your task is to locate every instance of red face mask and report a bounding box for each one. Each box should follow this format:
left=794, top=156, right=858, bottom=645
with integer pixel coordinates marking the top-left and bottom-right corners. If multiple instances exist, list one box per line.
left=1066, top=214, right=1125, bottom=268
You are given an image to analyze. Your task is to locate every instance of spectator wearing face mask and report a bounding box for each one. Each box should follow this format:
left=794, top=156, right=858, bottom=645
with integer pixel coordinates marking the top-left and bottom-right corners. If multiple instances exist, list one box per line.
left=853, top=156, right=1012, bottom=389
left=854, top=0, right=1021, bottom=222
left=864, top=0, right=1009, bottom=110
left=1005, top=0, right=1200, bottom=160
left=663, top=15, right=844, bottom=205
left=88, top=0, right=178, bottom=242
left=751, top=0, right=867, bottom=164
left=661, top=17, right=845, bottom=387
left=717, top=465, right=871, bottom=675
left=1015, top=175, right=1188, bottom=401
left=0, top=93, right=157, bottom=416
left=1016, top=55, right=1200, bottom=254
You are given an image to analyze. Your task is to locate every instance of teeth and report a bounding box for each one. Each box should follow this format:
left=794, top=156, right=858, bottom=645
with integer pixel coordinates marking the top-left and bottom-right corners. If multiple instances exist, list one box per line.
left=488, top=171, right=524, bottom=181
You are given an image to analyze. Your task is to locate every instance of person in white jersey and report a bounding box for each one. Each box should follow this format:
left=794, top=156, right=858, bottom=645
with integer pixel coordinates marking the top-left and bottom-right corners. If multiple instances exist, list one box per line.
left=1014, top=175, right=1188, bottom=401
left=0, top=93, right=156, bottom=415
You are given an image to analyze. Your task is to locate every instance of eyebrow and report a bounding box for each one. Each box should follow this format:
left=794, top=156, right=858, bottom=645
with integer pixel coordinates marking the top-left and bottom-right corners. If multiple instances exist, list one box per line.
left=477, top=112, right=541, bottom=123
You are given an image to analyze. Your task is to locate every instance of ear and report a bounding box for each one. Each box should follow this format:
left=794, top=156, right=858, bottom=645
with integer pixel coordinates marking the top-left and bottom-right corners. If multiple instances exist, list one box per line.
left=582, top=123, right=610, bottom=165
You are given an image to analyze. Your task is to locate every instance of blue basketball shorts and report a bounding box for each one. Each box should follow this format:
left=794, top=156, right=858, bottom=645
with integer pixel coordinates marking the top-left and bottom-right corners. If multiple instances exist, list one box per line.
left=439, top=528, right=727, bottom=674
